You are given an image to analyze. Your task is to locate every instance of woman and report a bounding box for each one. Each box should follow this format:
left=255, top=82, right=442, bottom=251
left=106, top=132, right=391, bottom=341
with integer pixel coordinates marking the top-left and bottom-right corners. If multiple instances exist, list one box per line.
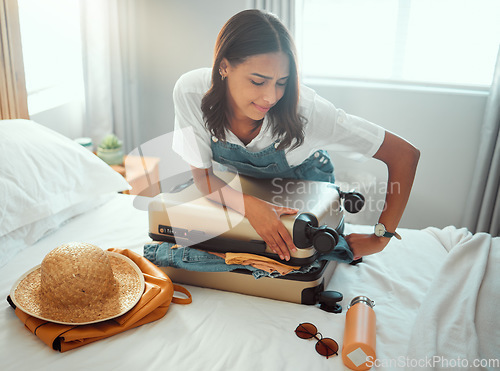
left=172, top=9, right=420, bottom=261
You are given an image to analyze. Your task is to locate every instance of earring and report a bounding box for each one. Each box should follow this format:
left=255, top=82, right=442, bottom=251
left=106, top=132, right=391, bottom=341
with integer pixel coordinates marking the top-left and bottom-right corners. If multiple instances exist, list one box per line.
left=219, top=68, right=226, bottom=81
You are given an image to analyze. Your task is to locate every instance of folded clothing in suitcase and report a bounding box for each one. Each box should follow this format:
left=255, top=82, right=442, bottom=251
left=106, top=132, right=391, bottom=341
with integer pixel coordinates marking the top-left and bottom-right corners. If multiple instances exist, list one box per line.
left=148, top=170, right=362, bottom=266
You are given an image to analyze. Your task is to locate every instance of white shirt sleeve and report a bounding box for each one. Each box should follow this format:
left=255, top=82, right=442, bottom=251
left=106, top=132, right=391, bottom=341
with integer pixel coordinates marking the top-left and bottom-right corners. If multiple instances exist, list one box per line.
left=300, top=86, right=385, bottom=161
left=172, top=69, right=213, bottom=169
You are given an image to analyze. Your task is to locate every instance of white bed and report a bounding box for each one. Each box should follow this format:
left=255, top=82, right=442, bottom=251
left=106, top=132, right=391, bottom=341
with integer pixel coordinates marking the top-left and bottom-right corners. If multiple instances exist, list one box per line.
left=1, top=120, right=499, bottom=370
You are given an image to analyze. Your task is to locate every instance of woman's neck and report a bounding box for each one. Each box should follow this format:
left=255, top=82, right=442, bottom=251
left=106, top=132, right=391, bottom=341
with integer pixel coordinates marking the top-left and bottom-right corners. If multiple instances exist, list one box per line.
left=229, top=118, right=263, bottom=146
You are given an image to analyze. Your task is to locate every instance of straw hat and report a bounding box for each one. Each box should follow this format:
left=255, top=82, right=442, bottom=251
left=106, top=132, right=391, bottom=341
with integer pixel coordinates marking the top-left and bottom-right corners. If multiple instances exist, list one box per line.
left=10, top=242, right=145, bottom=325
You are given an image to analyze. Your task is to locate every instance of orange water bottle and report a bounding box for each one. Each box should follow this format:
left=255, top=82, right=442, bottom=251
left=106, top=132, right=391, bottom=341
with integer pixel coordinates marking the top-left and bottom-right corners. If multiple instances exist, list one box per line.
left=342, top=296, right=377, bottom=370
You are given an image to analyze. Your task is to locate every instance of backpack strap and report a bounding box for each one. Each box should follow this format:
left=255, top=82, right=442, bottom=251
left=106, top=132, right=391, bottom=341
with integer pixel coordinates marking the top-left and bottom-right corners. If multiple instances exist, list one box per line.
left=172, top=284, right=192, bottom=304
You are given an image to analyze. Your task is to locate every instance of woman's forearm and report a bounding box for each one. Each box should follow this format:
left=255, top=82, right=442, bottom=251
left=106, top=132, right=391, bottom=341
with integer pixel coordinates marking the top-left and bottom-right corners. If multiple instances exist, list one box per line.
left=345, top=131, right=419, bottom=258
left=189, top=166, right=247, bottom=215
left=373, top=131, right=420, bottom=233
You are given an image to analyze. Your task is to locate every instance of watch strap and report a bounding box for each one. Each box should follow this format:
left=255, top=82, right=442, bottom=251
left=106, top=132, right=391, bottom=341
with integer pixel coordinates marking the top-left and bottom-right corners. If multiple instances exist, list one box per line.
left=383, top=231, right=402, bottom=239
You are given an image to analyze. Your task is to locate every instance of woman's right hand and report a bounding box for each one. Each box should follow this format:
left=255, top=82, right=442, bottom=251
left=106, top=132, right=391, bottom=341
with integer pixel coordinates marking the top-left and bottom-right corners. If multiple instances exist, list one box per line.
left=243, top=194, right=298, bottom=261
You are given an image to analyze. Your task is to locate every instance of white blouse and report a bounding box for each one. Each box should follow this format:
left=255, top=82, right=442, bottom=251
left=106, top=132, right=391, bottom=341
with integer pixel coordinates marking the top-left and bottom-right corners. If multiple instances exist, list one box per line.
left=172, top=68, right=385, bottom=169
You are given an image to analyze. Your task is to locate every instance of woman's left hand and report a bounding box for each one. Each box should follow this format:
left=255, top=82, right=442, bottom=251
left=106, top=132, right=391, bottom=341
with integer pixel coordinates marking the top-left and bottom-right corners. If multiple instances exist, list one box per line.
left=345, top=233, right=390, bottom=260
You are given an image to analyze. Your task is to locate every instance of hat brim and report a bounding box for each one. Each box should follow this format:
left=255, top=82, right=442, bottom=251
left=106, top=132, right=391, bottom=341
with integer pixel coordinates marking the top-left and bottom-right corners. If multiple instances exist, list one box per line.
left=10, top=252, right=145, bottom=326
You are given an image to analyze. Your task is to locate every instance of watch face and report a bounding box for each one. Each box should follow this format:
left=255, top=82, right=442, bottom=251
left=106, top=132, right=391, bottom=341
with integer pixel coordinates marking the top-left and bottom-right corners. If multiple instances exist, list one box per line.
left=374, top=223, right=386, bottom=237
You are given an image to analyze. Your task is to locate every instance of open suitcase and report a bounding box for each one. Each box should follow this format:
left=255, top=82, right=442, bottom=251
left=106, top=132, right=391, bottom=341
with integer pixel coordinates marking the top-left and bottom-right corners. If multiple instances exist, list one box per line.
left=147, top=170, right=364, bottom=310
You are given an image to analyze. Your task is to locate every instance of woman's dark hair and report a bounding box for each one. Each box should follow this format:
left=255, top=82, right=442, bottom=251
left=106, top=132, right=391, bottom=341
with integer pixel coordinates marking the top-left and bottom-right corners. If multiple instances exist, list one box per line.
left=201, top=9, right=305, bottom=150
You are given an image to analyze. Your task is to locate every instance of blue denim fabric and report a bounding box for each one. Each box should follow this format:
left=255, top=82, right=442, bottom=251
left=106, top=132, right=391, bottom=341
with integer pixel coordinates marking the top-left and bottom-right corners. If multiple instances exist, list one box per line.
left=318, top=234, right=353, bottom=263
left=144, top=234, right=352, bottom=279
left=144, top=242, right=323, bottom=279
left=211, top=139, right=335, bottom=183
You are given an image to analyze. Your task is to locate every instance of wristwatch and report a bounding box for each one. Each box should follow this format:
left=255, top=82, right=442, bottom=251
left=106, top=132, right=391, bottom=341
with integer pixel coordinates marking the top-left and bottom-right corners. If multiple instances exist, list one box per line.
left=374, top=223, right=401, bottom=240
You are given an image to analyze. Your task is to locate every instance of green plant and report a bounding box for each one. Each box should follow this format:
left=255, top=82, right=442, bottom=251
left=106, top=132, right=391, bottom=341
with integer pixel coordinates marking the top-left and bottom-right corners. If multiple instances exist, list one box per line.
left=99, top=134, right=122, bottom=150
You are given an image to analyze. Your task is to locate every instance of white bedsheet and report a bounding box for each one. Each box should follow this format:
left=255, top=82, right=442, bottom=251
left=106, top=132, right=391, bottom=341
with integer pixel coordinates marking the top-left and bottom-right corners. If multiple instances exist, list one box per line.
left=1, top=194, right=495, bottom=370
left=406, top=227, right=500, bottom=370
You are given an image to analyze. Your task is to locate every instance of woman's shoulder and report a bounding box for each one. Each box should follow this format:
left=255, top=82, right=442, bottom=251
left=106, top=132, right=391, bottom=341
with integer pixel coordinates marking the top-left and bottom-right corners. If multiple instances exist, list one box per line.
left=299, top=83, right=316, bottom=102
left=298, top=83, right=336, bottom=120
left=174, top=68, right=212, bottom=95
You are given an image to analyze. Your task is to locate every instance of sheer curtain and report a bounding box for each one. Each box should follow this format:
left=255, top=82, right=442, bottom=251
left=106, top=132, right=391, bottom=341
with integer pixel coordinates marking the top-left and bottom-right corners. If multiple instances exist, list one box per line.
left=79, top=0, right=139, bottom=153
left=0, top=0, right=28, bottom=120
left=463, top=46, right=500, bottom=236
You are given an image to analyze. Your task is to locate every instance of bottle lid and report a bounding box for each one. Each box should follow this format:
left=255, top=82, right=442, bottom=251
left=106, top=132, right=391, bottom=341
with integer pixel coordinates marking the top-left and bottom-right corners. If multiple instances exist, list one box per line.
left=349, top=296, right=375, bottom=308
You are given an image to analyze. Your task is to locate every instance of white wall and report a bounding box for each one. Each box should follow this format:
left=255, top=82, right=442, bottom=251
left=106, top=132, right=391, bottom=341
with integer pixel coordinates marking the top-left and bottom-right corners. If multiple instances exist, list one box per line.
left=135, top=0, right=249, bottom=144
left=30, top=99, right=85, bottom=139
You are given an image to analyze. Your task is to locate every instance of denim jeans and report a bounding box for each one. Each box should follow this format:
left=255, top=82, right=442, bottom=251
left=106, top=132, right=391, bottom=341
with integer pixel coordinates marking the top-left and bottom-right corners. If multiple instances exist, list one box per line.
left=144, top=235, right=352, bottom=279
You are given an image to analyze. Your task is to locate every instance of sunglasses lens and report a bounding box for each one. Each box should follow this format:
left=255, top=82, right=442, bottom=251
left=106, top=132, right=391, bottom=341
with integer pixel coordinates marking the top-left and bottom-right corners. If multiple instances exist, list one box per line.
left=295, top=322, right=317, bottom=339
left=315, top=338, right=339, bottom=358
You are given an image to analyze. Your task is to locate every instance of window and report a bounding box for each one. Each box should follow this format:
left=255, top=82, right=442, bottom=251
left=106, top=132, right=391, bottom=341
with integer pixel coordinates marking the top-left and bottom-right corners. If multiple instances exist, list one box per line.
left=296, top=0, right=500, bottom=88
left=17, top=0, right=84, bottom=114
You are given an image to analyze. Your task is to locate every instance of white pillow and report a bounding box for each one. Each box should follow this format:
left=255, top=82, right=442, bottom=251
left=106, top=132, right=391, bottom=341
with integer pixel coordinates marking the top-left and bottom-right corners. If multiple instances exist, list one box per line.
left=0, top=194, right=112, bottom=268
left=0, top=119, right=131, bottom=239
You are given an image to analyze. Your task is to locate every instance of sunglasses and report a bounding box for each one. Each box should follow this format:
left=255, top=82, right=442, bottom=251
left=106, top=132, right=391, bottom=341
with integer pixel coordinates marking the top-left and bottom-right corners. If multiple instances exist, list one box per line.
left=295, top=322, right=339, bottom=359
